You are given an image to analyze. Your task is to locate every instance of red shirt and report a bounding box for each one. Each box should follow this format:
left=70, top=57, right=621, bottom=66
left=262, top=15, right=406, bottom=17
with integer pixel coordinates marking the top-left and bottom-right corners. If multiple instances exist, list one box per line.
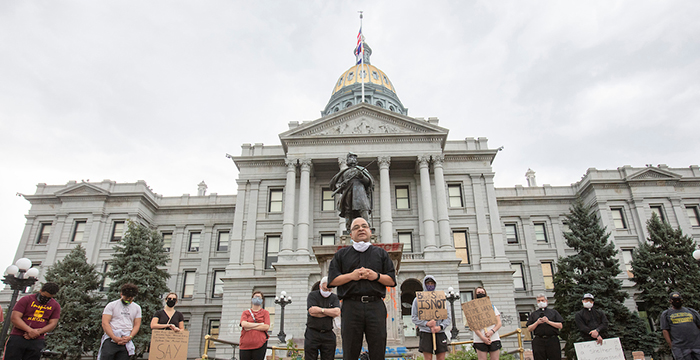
left=239, top=308, right=270, bottom=350
left=10, top=294, right=61, bottom=340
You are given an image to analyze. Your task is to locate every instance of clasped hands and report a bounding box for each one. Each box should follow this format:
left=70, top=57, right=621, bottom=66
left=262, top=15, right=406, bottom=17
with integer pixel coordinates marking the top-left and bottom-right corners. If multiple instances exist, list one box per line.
left=23, top=328, right=41, bottom=339
left=349, top=267, right=379, bottom=281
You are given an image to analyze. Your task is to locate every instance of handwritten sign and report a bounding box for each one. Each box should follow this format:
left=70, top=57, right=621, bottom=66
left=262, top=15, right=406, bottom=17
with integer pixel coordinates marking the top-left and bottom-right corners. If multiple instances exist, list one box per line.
left=461, top=297, right=497, bottom=331
left=574, top=337, right=625, bottom=360
left=150, top=330, right=190, bottom=360
left=416, top=291, right=448, bottom=321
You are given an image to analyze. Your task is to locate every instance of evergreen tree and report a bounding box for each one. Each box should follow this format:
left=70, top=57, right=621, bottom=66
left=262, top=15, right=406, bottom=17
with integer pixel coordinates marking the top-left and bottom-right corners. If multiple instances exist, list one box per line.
left=553, top=199, right=655, bottom=359
left=43, top=245, right=104, bottom=360
left=106, top=221, right=170, bottom=357
left=630, top=213, right=700, bottom=357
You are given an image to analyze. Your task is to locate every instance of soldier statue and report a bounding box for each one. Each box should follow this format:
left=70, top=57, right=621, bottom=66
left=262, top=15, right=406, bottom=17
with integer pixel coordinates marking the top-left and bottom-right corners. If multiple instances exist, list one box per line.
left=330, top=152, right=374, bottom=232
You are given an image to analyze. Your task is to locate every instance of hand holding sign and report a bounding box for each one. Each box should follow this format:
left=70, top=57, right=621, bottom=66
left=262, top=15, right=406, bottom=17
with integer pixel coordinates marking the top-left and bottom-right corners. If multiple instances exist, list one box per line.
left=416, top=291, right=447, bottom=353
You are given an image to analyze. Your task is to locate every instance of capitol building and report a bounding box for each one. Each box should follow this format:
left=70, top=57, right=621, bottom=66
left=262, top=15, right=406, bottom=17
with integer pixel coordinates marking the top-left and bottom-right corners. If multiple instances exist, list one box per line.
left=4, top=44, right=700, bottom=358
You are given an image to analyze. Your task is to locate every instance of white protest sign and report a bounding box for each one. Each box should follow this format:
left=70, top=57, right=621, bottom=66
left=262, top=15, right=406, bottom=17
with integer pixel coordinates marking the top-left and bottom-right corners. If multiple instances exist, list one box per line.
left=574, top=337, right=625, bottom=360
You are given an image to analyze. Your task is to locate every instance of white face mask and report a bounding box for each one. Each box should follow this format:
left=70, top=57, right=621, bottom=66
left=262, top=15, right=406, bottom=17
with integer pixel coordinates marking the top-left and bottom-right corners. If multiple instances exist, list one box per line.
left=320, top=287, right=332, bottom=298
left=583, top=301, right=593, bottom=309
left=538, top=301, right=548, bottom=309
left=352, top=240, right=371, bottom=252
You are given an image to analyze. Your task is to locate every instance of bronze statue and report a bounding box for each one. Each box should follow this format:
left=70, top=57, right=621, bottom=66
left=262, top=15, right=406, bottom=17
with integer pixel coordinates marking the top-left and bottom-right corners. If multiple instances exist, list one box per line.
left=330, top=152, right=374, bottom=232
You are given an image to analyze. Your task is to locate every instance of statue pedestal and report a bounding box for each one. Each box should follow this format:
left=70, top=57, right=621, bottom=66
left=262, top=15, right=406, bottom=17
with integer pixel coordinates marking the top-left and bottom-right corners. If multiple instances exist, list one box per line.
left=312, top=243, right=404, bottom=347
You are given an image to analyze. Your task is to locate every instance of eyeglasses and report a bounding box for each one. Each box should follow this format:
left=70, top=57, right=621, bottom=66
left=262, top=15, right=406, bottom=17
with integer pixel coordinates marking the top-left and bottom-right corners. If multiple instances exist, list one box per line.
left=351, top=224, right=370, bottom=231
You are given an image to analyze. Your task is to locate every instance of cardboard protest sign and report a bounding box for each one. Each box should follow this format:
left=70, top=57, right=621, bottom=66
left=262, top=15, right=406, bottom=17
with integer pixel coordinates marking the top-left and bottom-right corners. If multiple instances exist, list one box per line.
left=150, top=330, right=190, bottom=360
left=461, top=297, right=497, bottom=330
left=415, top=291, right=448, bottom=321
left=573, top=337, right=625, bottom=360
left=632, top=351, right=645, bottom=360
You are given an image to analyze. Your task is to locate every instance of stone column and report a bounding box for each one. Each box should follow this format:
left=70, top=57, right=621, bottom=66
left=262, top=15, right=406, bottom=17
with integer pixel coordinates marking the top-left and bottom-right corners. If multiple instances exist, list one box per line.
left=378, top=156, right=393, bottom=243
left=44, top=214, right=67, bottom=266
left=296, top=159, right=312, bottom=254
left=243, top=180, right=260, bottom=265
left=337, top=156, right=348, bottom=236
left=228, top=180, right=247, bottom=267
left=471, top=174, right=493, bottom=258
left=671, top=198, right=691, bottom=235
left=432, top=155, right=452, bottom=249
left=281, top=158, right=297, bottom=254
left=484, top=175, right=506, bottom=258
left=418, top=155, right=437, bottom=250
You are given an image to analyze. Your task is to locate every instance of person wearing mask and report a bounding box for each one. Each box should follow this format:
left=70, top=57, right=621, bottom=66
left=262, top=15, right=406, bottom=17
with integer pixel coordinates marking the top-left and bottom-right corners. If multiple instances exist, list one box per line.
left=472, top=287, right=502, bottom=360
left=239, top=291, right=270, bottom=360
left=411, top=275, right=451, bottom=360
left=660, top=292, right=700, bottom=360
left=5, top=282, right=61, bottom=360
left=99, top=283, right=141, bottom=360
left=151, top=292, right=185, bottom=332
left=574, top=293, right=608, bottom=345
left=305, top=277, right=341, bottom=360
left=526, top=294, right=563, bottom=360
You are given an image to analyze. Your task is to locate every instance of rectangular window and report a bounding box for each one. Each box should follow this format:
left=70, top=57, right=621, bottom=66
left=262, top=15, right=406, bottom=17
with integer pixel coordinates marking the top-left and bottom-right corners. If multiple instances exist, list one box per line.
left=212, top=270, right=224, bottom=298
left=687, top=206, right=700, bottom=227
left=460, top=291, right=473, bottom=328
left=321, top=234, right=335, bottom=246
left=217, top=231, right=229, bottom=252
left=71, top=221, right=86, bottom=242
left=208, top=319, right=220, bottom=348
left=37, top=223, right=52, bottom=244
left=612, top=208, right=627, bottom=229
left=541, top=262, right=554, bottom=290
left=505, top=224, right=518, bottom=244
left=264, top=295, right=275, bottom=333
left=453, top=230, right=470, bottom=264
left=183, top=320, right=190, bottom=330
left=395, top=186, right=410, bottom=209
left=512, top=263, right=525, bottom=290
left=162, top=232, right=173, bottom=252
left=188, top=232, right=201, bottom=252
left=448, top=184, right=464, bottom=208
left=651, top=205, right=666, bottom=223
left=534, top=223, right=548, bottom=243
left=182, top=271, right=195, bottom=298
left=265, top=235, right=280, bottom=269
left=398, top=232, right=413, bottom=253
left=321, top=188, right=335, bottom=211
left=111, top=221, right=125, bottom=242
left=622, top=249, right=634, bottom=278
left=101, top=263, right=113, bottom=291
left=268, top=189, right=283, bottom=212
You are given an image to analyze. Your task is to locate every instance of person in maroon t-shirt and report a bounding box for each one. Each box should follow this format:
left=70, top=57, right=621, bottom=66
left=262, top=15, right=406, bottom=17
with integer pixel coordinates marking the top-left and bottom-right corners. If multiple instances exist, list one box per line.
left=5, top=282, right=61, bottom=360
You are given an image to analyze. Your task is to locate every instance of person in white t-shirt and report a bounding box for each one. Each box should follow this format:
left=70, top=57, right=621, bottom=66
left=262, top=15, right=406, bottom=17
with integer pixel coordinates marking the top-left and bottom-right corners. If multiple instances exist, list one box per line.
left=472, top=287, right=502, bottom=360
left=100, top=283, right=142, bottom=360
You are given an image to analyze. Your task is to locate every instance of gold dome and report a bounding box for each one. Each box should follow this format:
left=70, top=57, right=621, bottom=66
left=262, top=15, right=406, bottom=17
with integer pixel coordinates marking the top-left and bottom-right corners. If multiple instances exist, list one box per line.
left=331, top=64, right=396, bottom=96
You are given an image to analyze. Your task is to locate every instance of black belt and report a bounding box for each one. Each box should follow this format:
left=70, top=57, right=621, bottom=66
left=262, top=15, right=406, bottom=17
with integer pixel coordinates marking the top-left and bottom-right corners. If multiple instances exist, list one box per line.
left=534, top=335, right=556, bottom=339
left=345, top=295, right=381, bottom=303
left=309, top=328, right=333, bottom=333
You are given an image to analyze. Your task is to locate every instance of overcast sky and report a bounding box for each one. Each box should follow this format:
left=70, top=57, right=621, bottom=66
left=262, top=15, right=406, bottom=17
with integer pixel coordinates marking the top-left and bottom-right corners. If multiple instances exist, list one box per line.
left=1, top=1, right=699, bottom=277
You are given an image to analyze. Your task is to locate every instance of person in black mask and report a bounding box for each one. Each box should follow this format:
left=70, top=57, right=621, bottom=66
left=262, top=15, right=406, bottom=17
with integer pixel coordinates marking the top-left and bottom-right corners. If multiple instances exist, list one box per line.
left=6, top=282, right=61, bottom=360
left=151, top=292, right=185, bottom=332
left=660, top=292, right=700, bottom=360
left=574, top=293, right=608, bottom=345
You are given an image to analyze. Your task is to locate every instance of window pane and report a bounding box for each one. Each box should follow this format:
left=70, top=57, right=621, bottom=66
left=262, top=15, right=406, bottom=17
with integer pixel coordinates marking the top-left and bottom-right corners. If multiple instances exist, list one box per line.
left=396, top=186, right=410, bottom=209
left=622, top=250, right=634, bottom=278
left=453, top=231, right=469, bottom=264
left=651, top=206, right=665, bottom=222
left=217, top=231, right=229, bottom=252
left=189, top=232, right=201, bottom=252
left=111, top=222, right=124, bottom=242
left=505, top=224, right=518, bottom=244
left=162, top=232, right=172, bottom=252
left=398, top=232, right=412, bottom=253
left=212, top=271, right=224, bottom=298
left=266, top=235, right=280, bottom=269
left=612, top=209, right=626, bottom=229
left=321, top=234, right=335, bottom=246
left=264, top=296, right=275, bottom=333
left=511, top=263, right=525, bottom=290
left=541, top=262, right=554, bottom=289
left=37, top=223, right=52, bottom=244
left=322, top=189, right=335, bottom=211
left=460, top=291, right=473, bottom=327
left=72, top=221, right=86, bottom=242
left=269, top=189, right=283, bottom=212
left=183, top=272, right=195, bottom=298
left=102, top=263, right=113, bottom=291
left=688, top=206, right=700, bottom=227
left=448, top=185, right=463, bottom=208
left=534, top=224, right=547, bottom=242
left=208, top=319, right=220, bottom=348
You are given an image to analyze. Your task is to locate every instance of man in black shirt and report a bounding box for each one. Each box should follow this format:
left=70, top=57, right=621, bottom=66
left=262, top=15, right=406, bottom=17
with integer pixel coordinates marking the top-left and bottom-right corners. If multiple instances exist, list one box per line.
left=328, top=217, right=397, bottom=360
left=574, top=293, right=608, bottom=345
left=305, top=277, right=341, bottom=360
left=526, top=294, right=563, bottom=360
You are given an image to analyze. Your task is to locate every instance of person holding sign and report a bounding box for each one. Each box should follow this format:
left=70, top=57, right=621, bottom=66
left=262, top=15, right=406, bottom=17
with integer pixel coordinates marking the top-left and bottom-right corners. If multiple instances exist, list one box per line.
left=151, top=292, right=185, bottom=332
left=525, top=294, right=563, bottom=360
left=472, top=287, right=502, bottom=360
left=660, top=292, right=700, bottom=360
left=239, top=291, right=270, bottom=360
left=328, top=217, right=397, bottom=360
left=411, top=275, right=451, bottom=360
left=574, top=293, right=608, bottom=345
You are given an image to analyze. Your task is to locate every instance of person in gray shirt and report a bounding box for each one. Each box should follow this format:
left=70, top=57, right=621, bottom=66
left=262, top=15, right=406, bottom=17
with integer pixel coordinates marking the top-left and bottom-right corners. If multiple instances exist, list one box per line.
left=660, top=292, right=700, bottom=360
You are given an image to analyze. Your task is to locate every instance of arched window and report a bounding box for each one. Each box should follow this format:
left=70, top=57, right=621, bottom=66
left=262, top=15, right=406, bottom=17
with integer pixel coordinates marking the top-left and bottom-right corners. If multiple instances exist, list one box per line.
left=376, top=101, right=384, bottom=108
left=345, top=102, right=352, bottom=108
left=334, top=107, right=339, bottom=112
left=389, top=105, right=395, bottom=112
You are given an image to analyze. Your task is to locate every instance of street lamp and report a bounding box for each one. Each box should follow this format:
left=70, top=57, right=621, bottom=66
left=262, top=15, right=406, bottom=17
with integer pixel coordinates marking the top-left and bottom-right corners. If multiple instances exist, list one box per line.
left=693, top=249, right=700, bottom=261
left=1, top=258, right=40, bottom=349
left=446, top=287, right=460, bottom=339
left=275, top=291, right=292, bottom=343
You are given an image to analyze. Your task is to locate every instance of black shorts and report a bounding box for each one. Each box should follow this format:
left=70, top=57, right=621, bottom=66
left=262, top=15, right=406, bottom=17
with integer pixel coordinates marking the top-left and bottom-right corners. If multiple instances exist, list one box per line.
left=418, top=332, right=449, bottom=354
left=473, top=340, right=502, bottom=353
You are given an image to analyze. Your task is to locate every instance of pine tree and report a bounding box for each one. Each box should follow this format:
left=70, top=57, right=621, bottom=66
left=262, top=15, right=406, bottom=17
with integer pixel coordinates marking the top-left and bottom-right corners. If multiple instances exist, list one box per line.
left=43, top=245, right=104, bottom=360
left=630, top=213, right=700, bottom=357
left=106, top=221, right=171, bottom=357
left=553, top=199, right=655, bottom=359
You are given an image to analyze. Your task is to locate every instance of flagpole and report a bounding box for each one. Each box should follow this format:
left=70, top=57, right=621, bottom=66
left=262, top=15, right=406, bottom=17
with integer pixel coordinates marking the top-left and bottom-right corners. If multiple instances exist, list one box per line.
left=359, top=11, right=364, bottom=104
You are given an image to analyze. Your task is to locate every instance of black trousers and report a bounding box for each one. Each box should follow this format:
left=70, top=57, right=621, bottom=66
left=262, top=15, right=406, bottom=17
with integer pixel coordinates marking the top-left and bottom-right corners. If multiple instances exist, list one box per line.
left=99, top=339, right=130, bottom=360
left=304, top=328, right=336, bottom=360
left=341, top=299, right=386, bottom=360
left=3, top=335, right=45, bottom=360
left=240, top=341, right=268, bottom=360
left=532, top=336, right=561, bottom=360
